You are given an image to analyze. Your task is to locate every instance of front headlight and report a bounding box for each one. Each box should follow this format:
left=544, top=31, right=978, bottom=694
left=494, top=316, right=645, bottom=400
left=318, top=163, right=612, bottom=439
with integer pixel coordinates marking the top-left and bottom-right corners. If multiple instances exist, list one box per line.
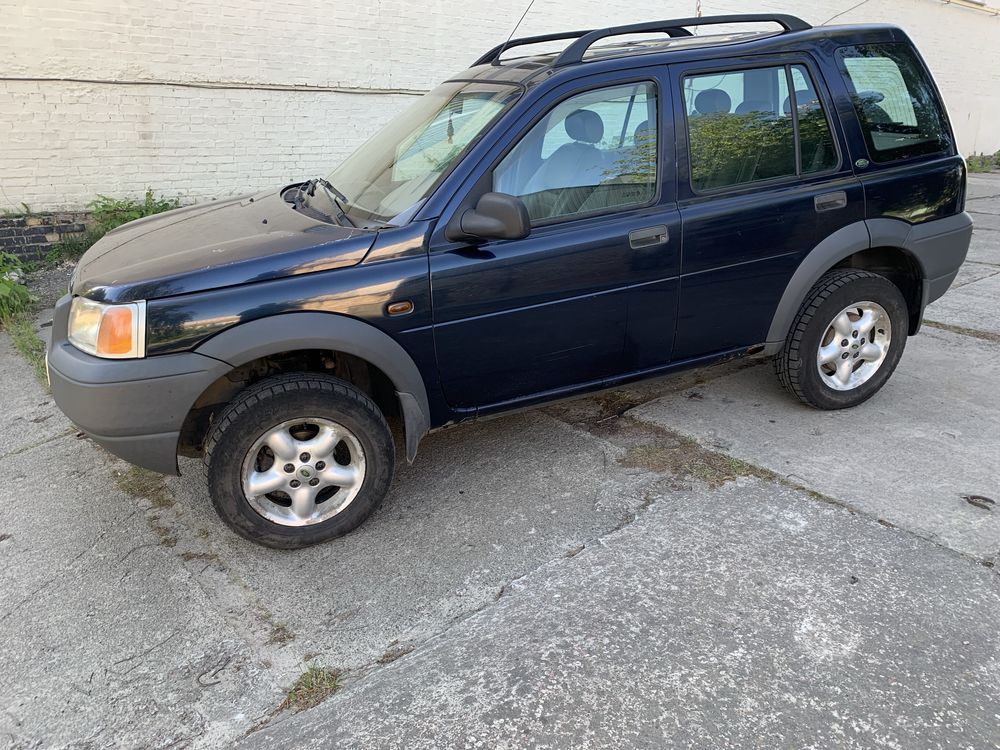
left=68, top=297, right=146, bottom=359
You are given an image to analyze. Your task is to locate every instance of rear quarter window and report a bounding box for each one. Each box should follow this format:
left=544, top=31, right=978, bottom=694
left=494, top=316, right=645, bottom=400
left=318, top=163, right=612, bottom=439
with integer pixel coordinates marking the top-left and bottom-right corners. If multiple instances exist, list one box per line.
left=836, top=43, right=952, bottom=163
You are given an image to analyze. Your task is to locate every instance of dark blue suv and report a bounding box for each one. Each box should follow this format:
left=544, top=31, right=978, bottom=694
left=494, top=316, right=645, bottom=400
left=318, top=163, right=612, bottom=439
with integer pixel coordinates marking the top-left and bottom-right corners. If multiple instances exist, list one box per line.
left=47, top=15, right=972, bottom=547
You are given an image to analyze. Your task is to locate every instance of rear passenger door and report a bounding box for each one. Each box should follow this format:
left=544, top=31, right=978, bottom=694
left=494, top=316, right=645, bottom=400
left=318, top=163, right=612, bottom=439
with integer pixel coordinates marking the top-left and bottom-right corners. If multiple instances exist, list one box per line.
left=669, top=56, right=864, bottom=360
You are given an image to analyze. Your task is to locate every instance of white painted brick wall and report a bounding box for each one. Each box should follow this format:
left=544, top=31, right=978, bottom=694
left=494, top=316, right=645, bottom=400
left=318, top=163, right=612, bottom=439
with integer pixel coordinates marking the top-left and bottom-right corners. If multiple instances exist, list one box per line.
left=1, top=0, right=997, bottom=211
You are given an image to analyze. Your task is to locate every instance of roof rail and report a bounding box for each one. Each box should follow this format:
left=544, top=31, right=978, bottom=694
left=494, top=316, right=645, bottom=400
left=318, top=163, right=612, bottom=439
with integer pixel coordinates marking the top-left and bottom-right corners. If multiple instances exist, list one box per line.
left=472, top=26, right=693, bottom=67
left=553, top=14, right=810, bottom=67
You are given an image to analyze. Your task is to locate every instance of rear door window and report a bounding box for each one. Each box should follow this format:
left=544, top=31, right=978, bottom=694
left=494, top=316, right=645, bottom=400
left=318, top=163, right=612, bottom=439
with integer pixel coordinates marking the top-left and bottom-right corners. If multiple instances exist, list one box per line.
left=836, top=43, right=952, bottom=162
left=682, top=64, right=838, bottom=192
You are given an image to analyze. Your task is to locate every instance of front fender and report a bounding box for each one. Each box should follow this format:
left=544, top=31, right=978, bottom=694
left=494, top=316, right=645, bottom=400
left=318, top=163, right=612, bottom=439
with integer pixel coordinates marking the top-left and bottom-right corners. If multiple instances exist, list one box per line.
left=194, top=312, right=431, bottom=462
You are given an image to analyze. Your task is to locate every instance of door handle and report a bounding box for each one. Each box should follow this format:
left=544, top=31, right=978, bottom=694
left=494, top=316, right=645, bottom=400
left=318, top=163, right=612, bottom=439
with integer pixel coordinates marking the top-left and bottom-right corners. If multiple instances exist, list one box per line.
left=814, top=191, right=848, bottom=212
left=629, top=225, right=669, bottom=249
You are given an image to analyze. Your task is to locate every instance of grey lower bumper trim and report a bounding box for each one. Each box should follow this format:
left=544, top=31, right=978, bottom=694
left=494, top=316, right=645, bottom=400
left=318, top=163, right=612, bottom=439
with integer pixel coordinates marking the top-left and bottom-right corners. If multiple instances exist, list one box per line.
left=86, top=431, right=183, bottom=475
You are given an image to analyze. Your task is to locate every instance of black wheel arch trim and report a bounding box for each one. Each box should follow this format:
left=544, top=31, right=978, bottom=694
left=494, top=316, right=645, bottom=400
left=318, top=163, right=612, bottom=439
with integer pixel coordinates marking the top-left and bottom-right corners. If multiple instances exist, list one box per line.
left=763, top=213, right=972, bottom=355
left=193, top=312, right=431, bottom=462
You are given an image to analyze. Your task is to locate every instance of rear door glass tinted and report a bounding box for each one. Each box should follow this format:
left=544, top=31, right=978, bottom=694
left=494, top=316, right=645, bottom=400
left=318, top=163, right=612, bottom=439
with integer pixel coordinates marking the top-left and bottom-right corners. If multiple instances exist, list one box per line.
left=789, top=66, right=839, bottom=174
left=682, top=64, right=838, bottom=191
left=836, top=43, right=951, bottom=162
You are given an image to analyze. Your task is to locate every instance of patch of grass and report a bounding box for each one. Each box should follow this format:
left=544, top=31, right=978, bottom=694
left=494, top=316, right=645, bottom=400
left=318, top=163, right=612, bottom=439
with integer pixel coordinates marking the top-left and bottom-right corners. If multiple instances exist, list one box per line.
left=0, top=252, right=33, bottom=319
left=1, top=202, right=33, bottom=218
left=967, top=152, right=999, bottom=173
left=47, top=228, right=104, bottom=264
left=377, top=642, right=414, bottom=665
left=114, top=465, right=174, bottom=508
left=267, top=623, right=296, bottom=646
left=90, top=190, right=181, bottom=233
left=592, top=390, right=644, bottom=421
left=618, top=425, right=774, bottom=488
left=2, top=314, right=47, bottom=385
left=278, top=665, right=342, bottom=713
left=114, top=467, right=179, bottom=546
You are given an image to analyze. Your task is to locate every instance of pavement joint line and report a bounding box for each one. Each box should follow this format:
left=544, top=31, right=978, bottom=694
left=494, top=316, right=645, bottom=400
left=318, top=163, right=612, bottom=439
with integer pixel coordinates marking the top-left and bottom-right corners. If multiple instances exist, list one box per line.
left=952, top=270, right=1000, bottom=288
left=923, top=319, right=1000, bottom=344
left=0, top=426, right=76, bottom=461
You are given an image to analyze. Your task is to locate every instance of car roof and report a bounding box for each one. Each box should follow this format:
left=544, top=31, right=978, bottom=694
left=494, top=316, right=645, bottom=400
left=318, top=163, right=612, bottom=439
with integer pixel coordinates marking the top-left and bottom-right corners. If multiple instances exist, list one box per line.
left=451, top=17, right=910, bottom=89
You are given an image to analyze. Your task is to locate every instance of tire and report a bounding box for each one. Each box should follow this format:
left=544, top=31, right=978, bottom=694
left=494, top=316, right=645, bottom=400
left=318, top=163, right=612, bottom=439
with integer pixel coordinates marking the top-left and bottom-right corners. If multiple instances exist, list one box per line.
left=203, top=373, right=395, bottom=549
left=774, top=269, right=908, bottom=410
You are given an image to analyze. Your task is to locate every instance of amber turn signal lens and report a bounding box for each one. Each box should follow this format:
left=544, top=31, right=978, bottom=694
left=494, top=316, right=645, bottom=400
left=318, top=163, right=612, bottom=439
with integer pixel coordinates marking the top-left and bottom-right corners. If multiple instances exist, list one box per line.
left=97, top=306, right=134, bottom=356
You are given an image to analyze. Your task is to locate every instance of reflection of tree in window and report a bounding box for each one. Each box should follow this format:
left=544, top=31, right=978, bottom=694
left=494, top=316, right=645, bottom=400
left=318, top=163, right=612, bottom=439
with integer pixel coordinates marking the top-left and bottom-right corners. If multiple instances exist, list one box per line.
left=685, top=65, right=838, bottom=191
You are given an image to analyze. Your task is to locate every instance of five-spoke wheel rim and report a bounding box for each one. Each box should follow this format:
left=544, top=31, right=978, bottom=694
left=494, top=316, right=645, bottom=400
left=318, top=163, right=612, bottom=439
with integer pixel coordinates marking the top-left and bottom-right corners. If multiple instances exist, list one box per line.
left=816, top=300, right=892, bottom=391
left=241, top=417, right=366, bottom=527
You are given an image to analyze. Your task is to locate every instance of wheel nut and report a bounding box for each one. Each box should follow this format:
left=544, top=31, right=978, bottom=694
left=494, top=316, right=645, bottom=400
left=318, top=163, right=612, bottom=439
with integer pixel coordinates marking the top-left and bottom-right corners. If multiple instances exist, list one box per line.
left=289, top=479, right=301, bottom=488
left=853, top=353, right=859, bottom=358
left=315, top=461, right=326, bottom=471
left=841, top=339, right=849, bottom=346
left=309, top=478, right=320, bottom=486
left=842, top=353, right=849, bottom=359
left=852, top=331, right=859, bottom=338
left=300, top=452, right=310, bottom=462
left=283, top=463, right=295, bottom=473
left=860, top=338, right=865, bottom=344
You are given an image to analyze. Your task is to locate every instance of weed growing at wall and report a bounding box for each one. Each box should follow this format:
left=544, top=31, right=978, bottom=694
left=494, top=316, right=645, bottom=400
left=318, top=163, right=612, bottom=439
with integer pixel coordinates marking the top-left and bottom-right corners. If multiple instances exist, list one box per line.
left=967, top=151, right=1000, bottom=173
left=0, top=252, right=32, bottom=319
left=50, top=189, right=182, bottom=262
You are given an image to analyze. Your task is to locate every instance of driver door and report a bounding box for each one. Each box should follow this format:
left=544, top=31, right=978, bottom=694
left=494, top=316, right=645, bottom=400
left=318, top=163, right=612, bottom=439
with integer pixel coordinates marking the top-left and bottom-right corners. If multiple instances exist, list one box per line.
left=429, top=75, right=679, bottom=411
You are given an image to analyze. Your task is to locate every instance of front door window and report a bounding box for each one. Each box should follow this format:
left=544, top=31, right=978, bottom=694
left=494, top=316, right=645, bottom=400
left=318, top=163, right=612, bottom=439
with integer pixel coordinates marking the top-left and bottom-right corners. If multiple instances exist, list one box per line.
left=493, top=82, right=659, bottom=223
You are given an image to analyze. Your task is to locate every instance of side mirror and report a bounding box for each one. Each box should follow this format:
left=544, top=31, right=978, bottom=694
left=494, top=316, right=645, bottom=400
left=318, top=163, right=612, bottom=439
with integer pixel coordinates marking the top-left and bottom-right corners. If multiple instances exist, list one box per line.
left=446, top=192, right=530, bottom=242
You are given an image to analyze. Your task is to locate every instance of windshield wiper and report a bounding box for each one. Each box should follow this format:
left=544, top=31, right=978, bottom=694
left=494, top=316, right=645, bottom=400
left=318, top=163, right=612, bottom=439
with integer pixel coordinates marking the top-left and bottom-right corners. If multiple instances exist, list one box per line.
left=297, top=178, right=356, bottom=228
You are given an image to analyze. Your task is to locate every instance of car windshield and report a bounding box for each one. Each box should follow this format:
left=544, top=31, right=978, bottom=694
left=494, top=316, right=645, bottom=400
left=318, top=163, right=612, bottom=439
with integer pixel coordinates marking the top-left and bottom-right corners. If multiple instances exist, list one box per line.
left=326, top=80, right=521, bottom=226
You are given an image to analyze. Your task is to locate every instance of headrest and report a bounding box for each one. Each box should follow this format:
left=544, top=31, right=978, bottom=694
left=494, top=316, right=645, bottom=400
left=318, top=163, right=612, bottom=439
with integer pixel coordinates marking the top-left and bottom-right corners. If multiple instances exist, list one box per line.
left=857, top=90, right=886, bottom=104
left=735, top=100, right=772, bottom=115
left=694, top=89, right=732, bottom=114
left=565, top=109, right=604, bottom=143
left=784, top=91, right=819, bottom=114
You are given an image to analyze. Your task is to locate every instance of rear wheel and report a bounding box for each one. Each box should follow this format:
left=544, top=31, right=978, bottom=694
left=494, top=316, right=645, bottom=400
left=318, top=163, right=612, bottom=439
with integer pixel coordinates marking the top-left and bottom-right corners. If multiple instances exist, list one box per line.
left=774, top=269, right=908, bottom=409
left=203, top=373, right=394, bottom=549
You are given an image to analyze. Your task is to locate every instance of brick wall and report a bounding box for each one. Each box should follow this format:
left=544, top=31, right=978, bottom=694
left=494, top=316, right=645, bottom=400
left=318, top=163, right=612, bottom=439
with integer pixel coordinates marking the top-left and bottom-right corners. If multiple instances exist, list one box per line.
left=1, top=0, right=998, bottom=212
left=0, top=214, right=88, bottom=262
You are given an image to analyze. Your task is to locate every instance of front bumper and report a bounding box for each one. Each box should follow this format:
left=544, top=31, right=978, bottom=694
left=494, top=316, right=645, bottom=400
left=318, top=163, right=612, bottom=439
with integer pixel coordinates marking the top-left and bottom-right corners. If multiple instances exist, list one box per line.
left=47, top=295, right=229, bottom=475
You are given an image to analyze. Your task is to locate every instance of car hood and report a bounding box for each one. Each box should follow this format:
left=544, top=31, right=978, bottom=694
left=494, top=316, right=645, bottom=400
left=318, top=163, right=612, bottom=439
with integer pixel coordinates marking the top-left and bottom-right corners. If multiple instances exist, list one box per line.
left=72, top=189, right=376, bottom=303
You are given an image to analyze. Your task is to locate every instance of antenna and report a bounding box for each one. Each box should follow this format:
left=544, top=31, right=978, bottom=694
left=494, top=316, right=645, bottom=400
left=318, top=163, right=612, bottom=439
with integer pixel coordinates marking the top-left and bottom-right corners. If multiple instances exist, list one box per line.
left=493, top=0, right=540, bottom=64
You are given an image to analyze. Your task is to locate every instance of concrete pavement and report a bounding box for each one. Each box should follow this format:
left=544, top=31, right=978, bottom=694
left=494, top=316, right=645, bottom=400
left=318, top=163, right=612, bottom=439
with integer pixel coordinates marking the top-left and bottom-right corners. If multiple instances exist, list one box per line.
left=244, top=480, right=1000, bottom=750
left=1, top=174, right=998, bottom=748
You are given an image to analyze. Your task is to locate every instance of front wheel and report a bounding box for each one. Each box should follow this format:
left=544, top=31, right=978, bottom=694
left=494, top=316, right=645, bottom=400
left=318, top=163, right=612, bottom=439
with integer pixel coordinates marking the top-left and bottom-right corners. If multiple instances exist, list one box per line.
left=774, top=269, right=908, bottom=410
left=203, top=373, right=395, bottom=549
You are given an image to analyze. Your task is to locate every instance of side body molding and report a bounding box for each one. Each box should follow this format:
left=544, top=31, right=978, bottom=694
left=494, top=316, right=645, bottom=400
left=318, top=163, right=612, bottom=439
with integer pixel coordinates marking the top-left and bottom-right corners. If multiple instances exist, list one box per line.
left=194, top=312, right=431, bottom=462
